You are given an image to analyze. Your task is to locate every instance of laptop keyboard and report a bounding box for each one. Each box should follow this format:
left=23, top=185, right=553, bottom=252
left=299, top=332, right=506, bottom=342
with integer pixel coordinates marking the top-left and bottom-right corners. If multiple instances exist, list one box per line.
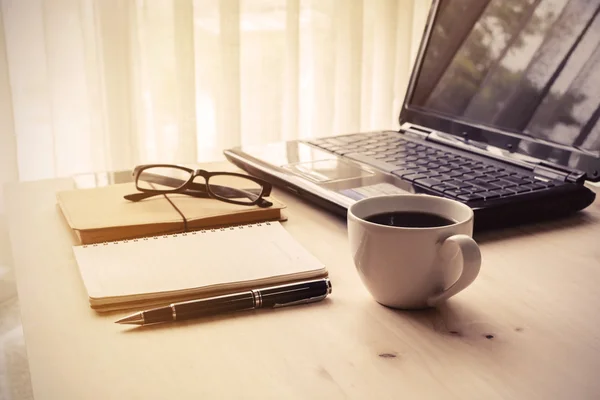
left=305, top=131, right=562, bottom=203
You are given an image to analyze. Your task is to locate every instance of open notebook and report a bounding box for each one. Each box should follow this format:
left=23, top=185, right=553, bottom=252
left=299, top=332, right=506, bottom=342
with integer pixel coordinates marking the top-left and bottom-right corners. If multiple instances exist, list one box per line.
left=72, top=222, right=328, bottom=312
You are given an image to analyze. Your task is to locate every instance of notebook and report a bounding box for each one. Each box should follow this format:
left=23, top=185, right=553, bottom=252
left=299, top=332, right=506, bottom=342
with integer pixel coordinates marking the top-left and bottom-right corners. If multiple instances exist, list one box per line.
left=223, top=0, right=598, bottom=232
left=58, top=182, right=287, bottom=245
left=72, top=221, right=328, bottom=312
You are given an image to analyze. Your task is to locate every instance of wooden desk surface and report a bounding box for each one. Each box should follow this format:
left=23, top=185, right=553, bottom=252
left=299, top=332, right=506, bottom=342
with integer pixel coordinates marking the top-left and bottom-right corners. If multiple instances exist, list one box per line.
left=6, top=165, right=600, bottom=400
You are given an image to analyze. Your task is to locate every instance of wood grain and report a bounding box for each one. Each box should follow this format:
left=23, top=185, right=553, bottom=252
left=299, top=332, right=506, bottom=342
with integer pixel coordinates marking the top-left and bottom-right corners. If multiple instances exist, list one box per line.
left=5, top=165, right=600, bottom=400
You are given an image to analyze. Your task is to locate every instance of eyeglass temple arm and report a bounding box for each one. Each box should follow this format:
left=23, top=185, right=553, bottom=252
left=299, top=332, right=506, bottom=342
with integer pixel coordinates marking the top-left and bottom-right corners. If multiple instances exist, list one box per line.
left=123, top=191, right=212, bottom=202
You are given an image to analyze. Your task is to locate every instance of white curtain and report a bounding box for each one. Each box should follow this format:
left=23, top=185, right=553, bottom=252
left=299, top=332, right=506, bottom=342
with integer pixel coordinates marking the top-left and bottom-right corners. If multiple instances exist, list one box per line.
left=0, top=3, right=429, bottom=394
left=0, top=0, right=431, bottom=212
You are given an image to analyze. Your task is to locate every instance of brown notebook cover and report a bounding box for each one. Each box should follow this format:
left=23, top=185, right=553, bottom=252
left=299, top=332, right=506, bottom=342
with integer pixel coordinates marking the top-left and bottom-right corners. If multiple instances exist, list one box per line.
left=57, top=182, right=287, bottom=244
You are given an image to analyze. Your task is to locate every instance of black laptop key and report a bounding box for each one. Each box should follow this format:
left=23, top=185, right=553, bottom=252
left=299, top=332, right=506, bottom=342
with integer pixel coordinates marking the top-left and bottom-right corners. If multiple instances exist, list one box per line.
left=453, top=158, right=471, bottom=166
left=500, top=187, right=520, bottom=195
left=459, top=162, right=478, bottom=169
left=461, top=174, right=480, bottom=181
left=436, top=167, right=452, bottom=174
left=520, top=183, right=548, bottom=192
left=393, top=163, right=420, bottom=172
left=469, top=179, right=501, bottom=190
left=393, top=168, right=427, bottom=178
left=436, top=175, right=457, bottom=182
left=446, top=163, right=464, bottom=171
left=528, top=181, right=546, bottom=190
left=414, top=177, right=443, bottom=188
left=470, top=164, right=487, bottom=171
left=470, top=172, right=487, bottom=179
left=401, top=173, right=429, bottom=182
left=443, top=189, right=471, bottom=198
left=537, top=180, right=556, bottom=188
left=494, top=179, right=518, bottom=188
left=456, top=167, right=476, bottom=175
left=445, top=170, right=464, bottom=178
left=438, top=153, right=459, bottom=161
left=482, top=191, right=503, bottom=200
left=501, top=175, right=531, bottom=185
left=492, top=188, right=513, bottom=197
left=468, top=186, right=488, bottom=193
left=511, top=186, right=533, bottom=193
left=444, top=179, right=472, bottom=189
left=457, top=193, right=485, bottom=202
left=401, top=162, right=422, bottom=170
left=432, top=183, right=456, bottom=192
left=487, top=171, right=509, bottom=179
left=460, top=184, right=479, bottom=191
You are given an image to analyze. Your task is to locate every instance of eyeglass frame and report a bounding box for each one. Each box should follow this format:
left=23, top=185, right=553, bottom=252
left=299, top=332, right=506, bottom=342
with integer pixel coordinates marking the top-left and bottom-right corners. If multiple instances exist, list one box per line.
left=124, top=164, right=273, bottom=207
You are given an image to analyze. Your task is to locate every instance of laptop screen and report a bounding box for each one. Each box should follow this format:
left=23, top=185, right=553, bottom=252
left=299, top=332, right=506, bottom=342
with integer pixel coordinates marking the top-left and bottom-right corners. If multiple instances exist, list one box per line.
left=403, top=0, right=600, bottom=180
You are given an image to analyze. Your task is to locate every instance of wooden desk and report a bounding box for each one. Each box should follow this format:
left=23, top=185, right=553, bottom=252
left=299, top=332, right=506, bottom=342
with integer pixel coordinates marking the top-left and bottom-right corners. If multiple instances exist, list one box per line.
left=6, top=165, right=600, bottom=399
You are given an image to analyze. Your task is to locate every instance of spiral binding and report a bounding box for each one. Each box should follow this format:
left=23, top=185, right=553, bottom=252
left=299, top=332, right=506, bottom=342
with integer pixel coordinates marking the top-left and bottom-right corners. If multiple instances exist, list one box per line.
left=81, top=222, right=273, bottom=248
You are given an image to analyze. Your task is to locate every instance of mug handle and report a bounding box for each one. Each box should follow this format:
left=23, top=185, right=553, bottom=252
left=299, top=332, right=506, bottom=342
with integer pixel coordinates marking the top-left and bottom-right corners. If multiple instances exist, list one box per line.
left=426, top=234, right=481, bottom=307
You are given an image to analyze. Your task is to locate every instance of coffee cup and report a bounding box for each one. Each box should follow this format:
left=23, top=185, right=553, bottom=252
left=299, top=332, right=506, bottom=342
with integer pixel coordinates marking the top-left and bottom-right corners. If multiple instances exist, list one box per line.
left=347, top=194, right=481, bottom=309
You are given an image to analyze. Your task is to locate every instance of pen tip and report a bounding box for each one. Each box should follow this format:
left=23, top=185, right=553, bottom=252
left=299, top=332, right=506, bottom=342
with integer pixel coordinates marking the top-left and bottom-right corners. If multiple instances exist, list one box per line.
left=115, top=313, right=144, bottom=325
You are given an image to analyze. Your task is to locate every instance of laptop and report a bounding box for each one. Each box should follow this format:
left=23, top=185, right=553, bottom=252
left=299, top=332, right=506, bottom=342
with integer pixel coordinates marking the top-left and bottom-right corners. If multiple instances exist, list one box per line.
left=224, top=0, right=599, bottom=231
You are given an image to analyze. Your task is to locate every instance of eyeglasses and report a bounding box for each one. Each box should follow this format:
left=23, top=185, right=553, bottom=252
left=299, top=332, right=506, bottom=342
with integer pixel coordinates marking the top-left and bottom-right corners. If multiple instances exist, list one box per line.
left=124, top=164, right=273, bottom=208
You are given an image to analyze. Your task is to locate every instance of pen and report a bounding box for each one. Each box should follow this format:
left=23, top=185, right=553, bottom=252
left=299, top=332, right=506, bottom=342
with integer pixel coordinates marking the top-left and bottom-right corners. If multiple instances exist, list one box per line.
left=115, top=278, right=332, bottom=325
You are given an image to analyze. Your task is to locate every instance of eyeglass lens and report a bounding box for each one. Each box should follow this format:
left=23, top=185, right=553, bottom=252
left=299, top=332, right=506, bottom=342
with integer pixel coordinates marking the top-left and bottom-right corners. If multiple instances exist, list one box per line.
left=137, top=167, right=191, bottom=190
left=203, top=174, right=263, bottom=204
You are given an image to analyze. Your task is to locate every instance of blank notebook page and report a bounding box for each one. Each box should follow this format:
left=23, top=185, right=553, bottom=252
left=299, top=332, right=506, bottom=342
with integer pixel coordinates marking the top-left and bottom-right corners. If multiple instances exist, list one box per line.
left=72, top=222, right=326, bottom=303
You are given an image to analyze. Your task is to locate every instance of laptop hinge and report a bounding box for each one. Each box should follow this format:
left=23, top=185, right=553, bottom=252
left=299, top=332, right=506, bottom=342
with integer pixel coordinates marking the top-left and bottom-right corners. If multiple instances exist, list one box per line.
left=533, top=162, right=586, bottom=184
left=403, top=125, right=431, bottom=140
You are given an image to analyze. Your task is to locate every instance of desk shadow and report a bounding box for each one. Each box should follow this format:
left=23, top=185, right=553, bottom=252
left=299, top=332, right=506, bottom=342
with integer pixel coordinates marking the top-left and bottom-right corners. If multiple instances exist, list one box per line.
left=117, top=310, right=259, bottom=333
left=385, top=301, right=511, bottom=342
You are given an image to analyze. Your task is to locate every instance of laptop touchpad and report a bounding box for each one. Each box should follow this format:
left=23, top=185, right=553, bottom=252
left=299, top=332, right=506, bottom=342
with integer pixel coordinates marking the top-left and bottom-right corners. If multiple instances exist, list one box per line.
left=283, top=159, right=374, bottom=183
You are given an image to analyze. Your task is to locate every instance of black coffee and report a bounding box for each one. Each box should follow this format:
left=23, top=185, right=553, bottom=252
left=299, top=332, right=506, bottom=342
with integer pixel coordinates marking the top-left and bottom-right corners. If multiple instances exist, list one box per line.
left=365, top=211, right=455, bottom=228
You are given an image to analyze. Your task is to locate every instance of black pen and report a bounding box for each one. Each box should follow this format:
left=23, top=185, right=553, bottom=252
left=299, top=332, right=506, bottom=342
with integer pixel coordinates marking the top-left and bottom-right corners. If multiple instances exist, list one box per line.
left=115, top=278, right=332, bottom=325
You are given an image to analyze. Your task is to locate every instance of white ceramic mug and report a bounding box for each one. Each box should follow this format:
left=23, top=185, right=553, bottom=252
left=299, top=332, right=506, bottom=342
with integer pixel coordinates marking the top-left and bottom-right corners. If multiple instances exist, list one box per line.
left=347, top=194, right=481, bottom=309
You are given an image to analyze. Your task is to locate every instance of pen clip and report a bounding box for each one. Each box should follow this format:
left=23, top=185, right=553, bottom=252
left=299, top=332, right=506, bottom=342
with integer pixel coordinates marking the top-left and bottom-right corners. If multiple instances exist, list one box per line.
left=272, top=293, right=328, bottom=308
